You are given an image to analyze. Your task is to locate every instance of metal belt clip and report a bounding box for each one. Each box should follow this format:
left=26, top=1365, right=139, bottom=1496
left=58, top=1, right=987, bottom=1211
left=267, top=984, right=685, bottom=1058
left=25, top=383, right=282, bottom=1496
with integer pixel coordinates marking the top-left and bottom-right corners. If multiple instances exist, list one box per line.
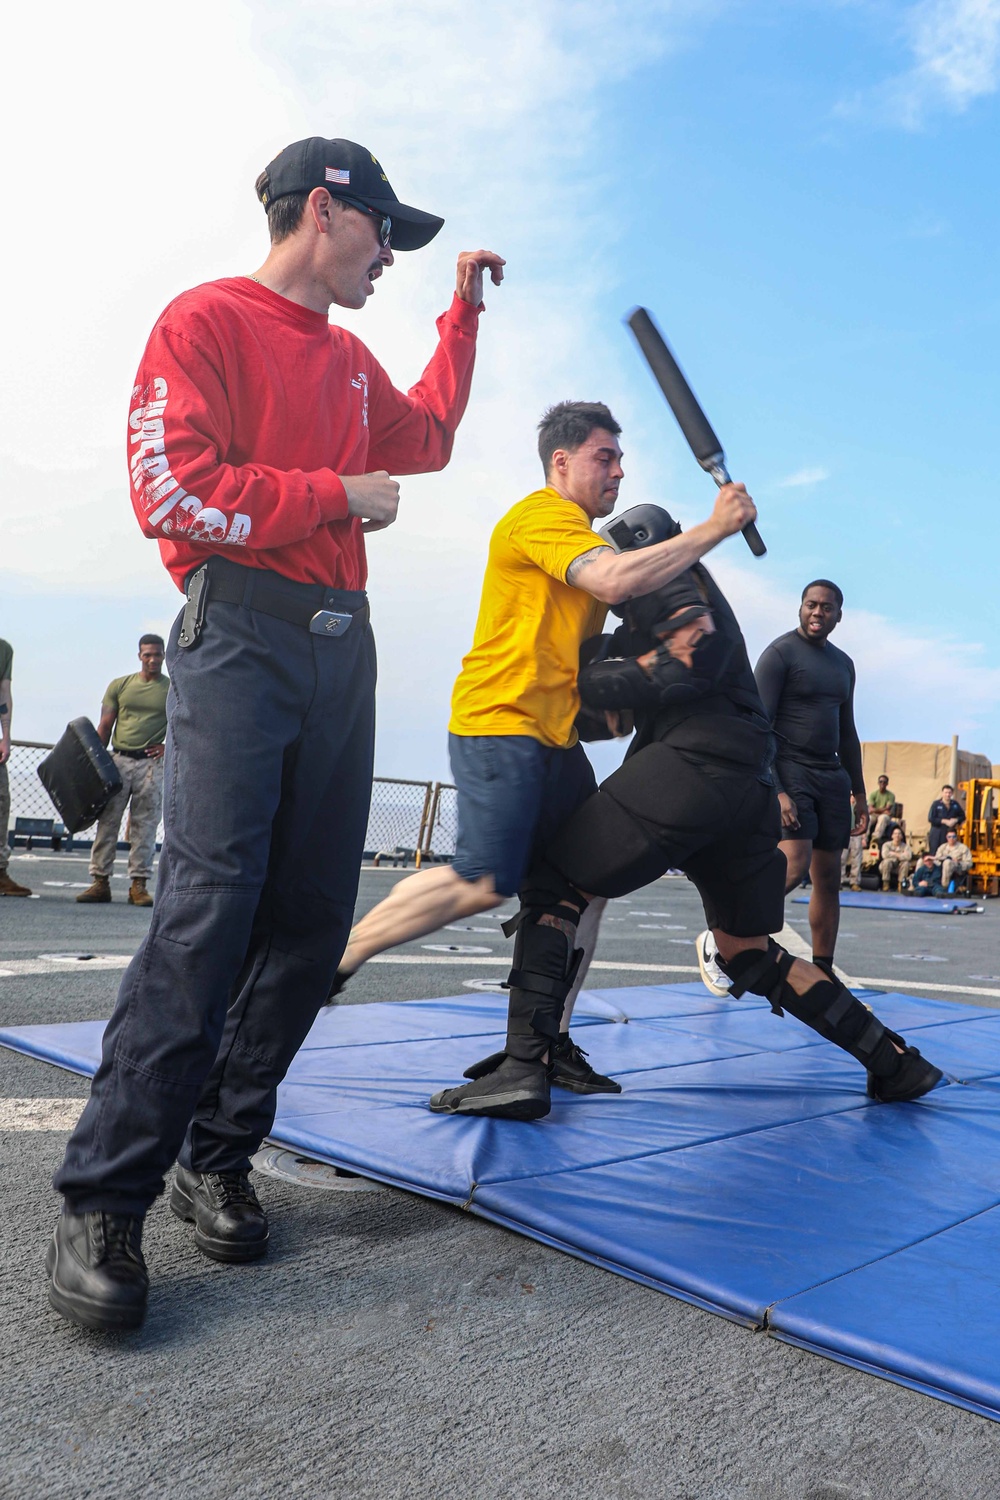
left=309, top=609, right=353, bottom=638
left=178, top=564, right=210, bottom=649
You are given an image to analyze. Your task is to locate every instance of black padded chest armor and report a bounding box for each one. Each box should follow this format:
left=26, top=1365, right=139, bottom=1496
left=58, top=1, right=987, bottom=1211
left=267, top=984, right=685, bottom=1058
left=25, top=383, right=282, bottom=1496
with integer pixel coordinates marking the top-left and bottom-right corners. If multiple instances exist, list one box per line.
left=579, top=563, right=772, bottom=767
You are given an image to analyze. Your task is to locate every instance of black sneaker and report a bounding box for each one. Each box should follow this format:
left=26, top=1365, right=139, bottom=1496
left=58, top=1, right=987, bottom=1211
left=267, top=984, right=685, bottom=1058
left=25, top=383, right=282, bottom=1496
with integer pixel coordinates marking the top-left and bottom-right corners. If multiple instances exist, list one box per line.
left=46, top=1210, right=148, bottom=1331
left=550, top=1035, right=622, bottom=1095
left=170, top=1166, right=269, bottom=1263
left=429, top=1053, right=551, bottom=1120
left=867, top=1035, right=944, bottom=1103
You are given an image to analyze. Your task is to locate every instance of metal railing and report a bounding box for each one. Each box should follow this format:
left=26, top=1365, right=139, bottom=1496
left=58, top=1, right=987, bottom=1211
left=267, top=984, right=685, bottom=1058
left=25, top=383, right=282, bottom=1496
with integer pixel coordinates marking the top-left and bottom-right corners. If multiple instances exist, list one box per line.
left=5, top=741, right=457, bottom=865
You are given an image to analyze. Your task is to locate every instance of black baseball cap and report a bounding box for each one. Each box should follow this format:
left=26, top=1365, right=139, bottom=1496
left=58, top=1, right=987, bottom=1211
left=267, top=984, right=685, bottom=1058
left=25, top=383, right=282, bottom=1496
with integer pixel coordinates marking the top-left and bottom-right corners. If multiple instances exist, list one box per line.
left=255, top=137, right=444, bottom=252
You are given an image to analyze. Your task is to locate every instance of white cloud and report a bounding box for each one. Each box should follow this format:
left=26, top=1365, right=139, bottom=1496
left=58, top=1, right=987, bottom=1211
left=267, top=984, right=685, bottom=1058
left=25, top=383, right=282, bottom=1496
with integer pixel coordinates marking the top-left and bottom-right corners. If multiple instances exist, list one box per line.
left=3, top=0, right=998, bottom=781
left=776, top=466, right=830, bottom=488
left=0, top=0, right=703, bottom=776
left=842, top=0, right=1000, bottom=128
left=908, top=0, right=1000, bottom=109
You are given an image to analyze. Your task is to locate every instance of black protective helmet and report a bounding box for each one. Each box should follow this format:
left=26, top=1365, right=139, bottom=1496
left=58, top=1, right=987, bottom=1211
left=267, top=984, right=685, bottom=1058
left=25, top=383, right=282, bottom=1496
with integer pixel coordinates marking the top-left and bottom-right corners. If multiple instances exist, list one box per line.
left=598, top=503, right=680, bottom=553
left=599, top=504, right=707, bottom=635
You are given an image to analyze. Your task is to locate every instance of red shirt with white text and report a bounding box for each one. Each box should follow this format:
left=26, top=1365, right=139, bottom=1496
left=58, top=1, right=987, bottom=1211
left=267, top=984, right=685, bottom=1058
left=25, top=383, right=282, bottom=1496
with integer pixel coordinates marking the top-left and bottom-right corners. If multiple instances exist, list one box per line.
left=127, top=276, right=481, bottom=591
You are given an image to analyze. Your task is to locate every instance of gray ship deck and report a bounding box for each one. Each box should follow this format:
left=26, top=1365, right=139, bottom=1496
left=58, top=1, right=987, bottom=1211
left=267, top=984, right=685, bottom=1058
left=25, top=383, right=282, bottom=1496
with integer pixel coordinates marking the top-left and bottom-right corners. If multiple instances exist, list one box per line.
left=3, top=850, right=999, bottom=1497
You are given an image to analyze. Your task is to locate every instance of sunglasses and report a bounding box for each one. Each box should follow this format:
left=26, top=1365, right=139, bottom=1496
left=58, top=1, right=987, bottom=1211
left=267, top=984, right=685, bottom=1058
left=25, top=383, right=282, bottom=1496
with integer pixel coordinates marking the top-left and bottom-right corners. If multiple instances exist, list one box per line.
left=337, top=194, right=392, bottom=248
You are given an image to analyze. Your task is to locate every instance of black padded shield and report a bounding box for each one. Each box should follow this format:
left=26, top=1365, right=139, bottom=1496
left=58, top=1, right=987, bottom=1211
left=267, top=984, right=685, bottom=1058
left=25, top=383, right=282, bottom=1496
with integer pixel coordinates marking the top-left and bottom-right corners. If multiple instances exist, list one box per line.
left=37, top=717, right=123, bottom=833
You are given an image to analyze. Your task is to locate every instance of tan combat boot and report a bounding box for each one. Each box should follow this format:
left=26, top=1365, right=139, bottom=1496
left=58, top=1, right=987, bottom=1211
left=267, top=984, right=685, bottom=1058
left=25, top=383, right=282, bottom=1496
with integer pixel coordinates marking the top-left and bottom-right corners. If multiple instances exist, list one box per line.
left=128, top=878, right=154, bottom=908
left=76, top=876, right=112, bottom=904
left=0, top=871, right=32, bottom=897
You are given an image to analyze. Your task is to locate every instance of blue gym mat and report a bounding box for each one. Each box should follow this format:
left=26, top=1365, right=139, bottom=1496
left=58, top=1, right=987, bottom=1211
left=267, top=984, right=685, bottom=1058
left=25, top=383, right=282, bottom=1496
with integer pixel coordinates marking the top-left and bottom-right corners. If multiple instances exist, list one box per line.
left=5, top=983, right=1000, bottom=1421
left=793, top=890, right=980, bottom=914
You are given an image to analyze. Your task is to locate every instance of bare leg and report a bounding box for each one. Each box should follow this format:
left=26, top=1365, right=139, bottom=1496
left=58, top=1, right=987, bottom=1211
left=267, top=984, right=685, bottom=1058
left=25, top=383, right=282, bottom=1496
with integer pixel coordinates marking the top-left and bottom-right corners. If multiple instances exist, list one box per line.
left=780, top=837, right=812, bottom=892
left=341, top=865, right=502, bottom=973
left=807, top=847, right=843, bottom=959
left=559, top=896, right=607, bottom=1031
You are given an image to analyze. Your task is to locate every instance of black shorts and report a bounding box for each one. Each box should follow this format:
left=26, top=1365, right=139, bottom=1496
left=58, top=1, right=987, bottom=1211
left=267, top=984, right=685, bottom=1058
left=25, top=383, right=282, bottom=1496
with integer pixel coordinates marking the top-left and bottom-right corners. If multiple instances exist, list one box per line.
left=777, top=759, right=852, bottom=852
left=546, top=735, right=787, bottom=938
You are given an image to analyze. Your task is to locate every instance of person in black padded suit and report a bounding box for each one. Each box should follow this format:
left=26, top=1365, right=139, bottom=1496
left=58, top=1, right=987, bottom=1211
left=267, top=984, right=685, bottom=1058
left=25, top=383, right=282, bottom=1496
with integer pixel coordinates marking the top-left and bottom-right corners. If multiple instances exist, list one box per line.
left=753, top=581, right=868, bottom=978
left=427, top=506, right=941, bottom=1122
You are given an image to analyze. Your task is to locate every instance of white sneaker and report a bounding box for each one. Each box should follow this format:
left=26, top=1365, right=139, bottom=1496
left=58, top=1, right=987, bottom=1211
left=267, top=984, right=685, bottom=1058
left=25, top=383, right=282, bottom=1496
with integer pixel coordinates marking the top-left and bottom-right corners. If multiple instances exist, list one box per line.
left=696, top=930, right=732, bottom=997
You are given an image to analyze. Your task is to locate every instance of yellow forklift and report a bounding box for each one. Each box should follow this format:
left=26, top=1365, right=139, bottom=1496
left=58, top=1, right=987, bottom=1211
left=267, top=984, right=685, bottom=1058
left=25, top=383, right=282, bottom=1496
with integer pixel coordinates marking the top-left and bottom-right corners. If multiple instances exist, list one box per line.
left=958, top=779, right=1000, bottom=896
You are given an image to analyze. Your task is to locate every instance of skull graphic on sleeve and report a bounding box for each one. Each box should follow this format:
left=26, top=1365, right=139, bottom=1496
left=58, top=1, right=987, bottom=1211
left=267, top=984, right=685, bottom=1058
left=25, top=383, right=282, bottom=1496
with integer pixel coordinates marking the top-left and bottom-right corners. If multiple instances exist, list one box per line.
left=187, top=507, right=229, bottom=543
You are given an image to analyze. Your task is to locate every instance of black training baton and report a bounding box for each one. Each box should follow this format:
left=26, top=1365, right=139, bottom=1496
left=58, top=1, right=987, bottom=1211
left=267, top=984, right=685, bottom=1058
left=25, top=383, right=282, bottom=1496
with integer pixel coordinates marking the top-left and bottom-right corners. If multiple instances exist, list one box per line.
left=626, top=307, right=766, bottom=558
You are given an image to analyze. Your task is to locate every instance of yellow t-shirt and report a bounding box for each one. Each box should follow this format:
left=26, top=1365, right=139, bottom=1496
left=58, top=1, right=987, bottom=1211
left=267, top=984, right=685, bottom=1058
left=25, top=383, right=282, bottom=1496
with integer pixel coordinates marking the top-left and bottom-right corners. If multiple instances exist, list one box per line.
left=449, top=488, right=610, bottom=748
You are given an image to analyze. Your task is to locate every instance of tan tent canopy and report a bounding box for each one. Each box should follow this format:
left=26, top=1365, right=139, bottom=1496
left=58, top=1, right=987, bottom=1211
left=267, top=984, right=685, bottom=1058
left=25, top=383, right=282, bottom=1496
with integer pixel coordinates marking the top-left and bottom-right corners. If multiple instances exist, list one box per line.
left=862, top=742, right=992, bottom=840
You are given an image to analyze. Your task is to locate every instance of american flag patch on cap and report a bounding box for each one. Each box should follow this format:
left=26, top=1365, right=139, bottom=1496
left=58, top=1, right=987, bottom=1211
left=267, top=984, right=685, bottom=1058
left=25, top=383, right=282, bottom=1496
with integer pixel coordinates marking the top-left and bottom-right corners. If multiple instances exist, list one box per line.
left=325, top=167, right=350, bottom=184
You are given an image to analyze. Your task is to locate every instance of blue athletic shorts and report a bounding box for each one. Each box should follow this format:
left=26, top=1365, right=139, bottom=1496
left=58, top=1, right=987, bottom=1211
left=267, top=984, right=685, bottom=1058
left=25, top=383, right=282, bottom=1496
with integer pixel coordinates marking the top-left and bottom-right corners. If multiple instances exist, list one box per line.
left=448, top=733, right=598, bottom=897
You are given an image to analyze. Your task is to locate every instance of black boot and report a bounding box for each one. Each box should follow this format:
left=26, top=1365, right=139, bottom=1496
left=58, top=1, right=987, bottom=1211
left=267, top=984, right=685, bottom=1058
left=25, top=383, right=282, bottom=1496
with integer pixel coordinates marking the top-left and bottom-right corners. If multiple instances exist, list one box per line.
left=46, top=1210, right=148, bottom=1331
left=430, top=1053, right=551, bottom=1119
left=170, top=1166, right=269, bottom=1263
left=865, top=1029, right=943, bottom=1103
left=550, top=1034, right=621, bottom=1094
left=720, top=940, right=943, bottom=1102
left=429, top=893, right=585, bottom=1121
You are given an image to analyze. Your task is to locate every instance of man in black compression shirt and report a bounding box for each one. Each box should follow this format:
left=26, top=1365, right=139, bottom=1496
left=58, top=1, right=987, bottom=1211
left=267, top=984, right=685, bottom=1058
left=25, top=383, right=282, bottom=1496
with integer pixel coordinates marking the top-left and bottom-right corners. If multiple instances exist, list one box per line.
left=424, top=509, right=940, bottom=1122
left=753, top=581, right=867, bottom=975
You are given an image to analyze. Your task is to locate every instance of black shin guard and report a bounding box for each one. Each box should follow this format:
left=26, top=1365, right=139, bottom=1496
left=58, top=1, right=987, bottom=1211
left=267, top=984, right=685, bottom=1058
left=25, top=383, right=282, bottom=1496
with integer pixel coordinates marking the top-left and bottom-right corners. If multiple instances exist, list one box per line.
left=501, top=898, right=587, bottom=1063
left=719, top=941, right=941, bottom=1093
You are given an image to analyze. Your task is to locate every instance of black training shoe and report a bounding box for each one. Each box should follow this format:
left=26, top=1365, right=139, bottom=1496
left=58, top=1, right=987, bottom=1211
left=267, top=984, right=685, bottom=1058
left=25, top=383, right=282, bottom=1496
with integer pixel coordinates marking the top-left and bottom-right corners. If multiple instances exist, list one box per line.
left=430, top=1053, right=551, bottom=1120
left=46, top=1210, right=148, bottom=1331
left=867, top=1034, right=944, bottom=1103
left=170, top=1166, right=269, bottom=1263
left=550, top=1035, right=622, bottom=1095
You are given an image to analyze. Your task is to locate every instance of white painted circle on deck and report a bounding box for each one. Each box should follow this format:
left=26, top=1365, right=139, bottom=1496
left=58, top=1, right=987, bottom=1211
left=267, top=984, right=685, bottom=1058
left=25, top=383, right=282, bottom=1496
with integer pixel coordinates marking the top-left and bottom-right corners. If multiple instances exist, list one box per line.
left=422, top=944, right=492, bottom=955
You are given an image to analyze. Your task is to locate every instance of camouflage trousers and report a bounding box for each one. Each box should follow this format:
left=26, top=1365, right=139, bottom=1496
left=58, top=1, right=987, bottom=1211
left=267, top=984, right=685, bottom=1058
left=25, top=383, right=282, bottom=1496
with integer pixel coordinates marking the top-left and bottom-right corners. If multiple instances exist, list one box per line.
left=0, top=762, right=9, bottom=873
left=89, top=753, right=164, bottom=881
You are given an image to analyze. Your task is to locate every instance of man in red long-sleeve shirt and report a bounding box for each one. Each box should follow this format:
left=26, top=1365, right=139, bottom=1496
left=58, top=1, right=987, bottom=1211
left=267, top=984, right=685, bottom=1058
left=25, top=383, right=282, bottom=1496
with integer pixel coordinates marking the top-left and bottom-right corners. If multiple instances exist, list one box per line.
left=48, top=136, right=504, bottom=1333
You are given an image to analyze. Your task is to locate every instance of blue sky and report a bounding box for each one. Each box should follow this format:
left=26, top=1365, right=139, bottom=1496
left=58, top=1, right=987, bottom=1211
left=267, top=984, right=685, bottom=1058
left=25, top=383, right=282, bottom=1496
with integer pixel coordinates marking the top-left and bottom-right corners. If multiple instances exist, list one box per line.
left=2, top=0, right=998, bottom=782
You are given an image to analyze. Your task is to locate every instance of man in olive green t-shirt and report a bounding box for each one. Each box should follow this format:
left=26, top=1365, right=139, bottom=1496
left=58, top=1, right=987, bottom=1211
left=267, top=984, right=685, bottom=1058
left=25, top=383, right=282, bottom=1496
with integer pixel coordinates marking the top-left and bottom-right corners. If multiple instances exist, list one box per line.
left=77, top=635, right=169, bottom=907
left=867, top=774, right=896, bottom=846
left=0, top=636, right=33, bottom=896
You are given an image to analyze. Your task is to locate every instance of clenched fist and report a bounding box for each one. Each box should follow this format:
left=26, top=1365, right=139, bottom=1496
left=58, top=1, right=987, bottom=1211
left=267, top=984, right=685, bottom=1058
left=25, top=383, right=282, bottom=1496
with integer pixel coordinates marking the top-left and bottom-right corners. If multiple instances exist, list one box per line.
left=342, top=471, right=400, bottom=533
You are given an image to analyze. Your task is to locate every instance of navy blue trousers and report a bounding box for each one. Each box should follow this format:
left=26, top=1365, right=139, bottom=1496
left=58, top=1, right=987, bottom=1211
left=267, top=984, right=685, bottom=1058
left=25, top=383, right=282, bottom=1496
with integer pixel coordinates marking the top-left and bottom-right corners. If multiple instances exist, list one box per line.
left=55, top=586, right=376, bottom=1215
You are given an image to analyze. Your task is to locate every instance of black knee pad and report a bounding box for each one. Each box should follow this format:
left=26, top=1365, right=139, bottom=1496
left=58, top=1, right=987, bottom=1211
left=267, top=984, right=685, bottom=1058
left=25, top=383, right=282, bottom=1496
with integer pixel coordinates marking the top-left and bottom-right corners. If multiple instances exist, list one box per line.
left=719, top=940, right=902, bottom=1077
left=545, top=789, right=668, bottom=900
left=719, top=940, right=793, bottom=1011
left=519, top=857, right=589, bottom=915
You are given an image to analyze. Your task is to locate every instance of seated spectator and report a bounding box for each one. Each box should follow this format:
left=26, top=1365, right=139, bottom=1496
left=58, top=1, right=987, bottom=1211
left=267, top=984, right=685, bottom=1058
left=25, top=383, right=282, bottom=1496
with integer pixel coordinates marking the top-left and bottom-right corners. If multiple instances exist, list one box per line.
left=934, top=828, right=972, bottom=892
left=879, top=827, right=913, bottom=890
left=910, top=853, right=938, bottom=897
left=927, top=784, right=964, bottom=854
left=868, top=774, right=896, bottom=845
left=841, top=829, right=864, bottom=890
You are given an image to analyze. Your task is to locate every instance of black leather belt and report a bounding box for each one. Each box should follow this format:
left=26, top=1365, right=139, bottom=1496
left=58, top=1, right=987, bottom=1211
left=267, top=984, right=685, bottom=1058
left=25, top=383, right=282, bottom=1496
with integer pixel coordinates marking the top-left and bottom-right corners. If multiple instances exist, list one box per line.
left=180, top=558, right=369, bottom=649
left=114, top=747, right=160, bottom=759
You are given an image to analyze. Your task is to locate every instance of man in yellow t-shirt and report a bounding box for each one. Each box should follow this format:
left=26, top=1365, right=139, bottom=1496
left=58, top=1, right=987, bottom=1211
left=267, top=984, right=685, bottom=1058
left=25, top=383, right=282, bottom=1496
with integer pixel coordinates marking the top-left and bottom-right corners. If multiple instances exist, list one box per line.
left=337, top=401, right=757, bottom=1092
